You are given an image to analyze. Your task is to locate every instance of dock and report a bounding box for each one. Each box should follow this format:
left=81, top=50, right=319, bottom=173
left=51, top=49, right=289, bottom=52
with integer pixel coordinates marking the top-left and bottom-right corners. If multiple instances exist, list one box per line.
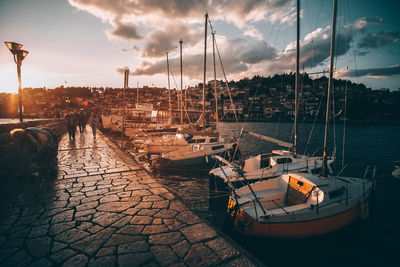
left=0, top=127, right=260, bottom=266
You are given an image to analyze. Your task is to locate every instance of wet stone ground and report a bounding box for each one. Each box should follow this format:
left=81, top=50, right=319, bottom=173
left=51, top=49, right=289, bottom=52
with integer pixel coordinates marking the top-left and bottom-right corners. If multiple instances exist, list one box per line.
left=0, top=128, right=258, bottom=266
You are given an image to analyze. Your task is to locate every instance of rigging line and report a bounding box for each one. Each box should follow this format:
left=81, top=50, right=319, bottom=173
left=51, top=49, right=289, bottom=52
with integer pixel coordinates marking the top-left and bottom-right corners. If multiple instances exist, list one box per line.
left=304, top=84, right=326, bottom=155
left=315, top=0, right=326, bottom=33
left=304, top=0, right=313, bottom=40
left=346, top=0, right=359, bottom=83
left=209, top=17, right=260, bottom=127
left=213, top=30, right=238, bottom=123
left=273, top=76, right=284, bottom=139
left=331, top=2, right=344, bottom=163
left=342, top=77, right=348, bottom=169
left=274, top=0, right=293, bottom=53
left=170, top=63, right=193, bottom=123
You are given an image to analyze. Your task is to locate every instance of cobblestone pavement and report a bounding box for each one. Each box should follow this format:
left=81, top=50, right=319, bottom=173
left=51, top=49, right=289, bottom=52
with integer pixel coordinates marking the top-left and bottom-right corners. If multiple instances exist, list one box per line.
left=0, top=128, right=258, bottom=266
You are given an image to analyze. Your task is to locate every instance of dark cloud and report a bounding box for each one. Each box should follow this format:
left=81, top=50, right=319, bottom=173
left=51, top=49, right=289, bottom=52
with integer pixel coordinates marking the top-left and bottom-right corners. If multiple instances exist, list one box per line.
left=141, top=24, right=202, bottom=58
left=232, top=38, right=277, bottom=64
left=341, top=65, right=400, bottom=78
left=268, top=25, right=352, bottom=73
left=69, top=0, right=291, bottom=24
left=358, top=31, right=400, bottom=49
left=130, top=51, right=248, bottom=80
left=108, top=21, right=141, bottom=40
left=69, top=0, right=292, bottom=43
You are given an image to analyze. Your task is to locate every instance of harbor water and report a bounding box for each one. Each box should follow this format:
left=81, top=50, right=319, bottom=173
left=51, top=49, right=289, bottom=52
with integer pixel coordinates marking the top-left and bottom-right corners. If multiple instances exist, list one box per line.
left=156, top=122, right=400, bottom=267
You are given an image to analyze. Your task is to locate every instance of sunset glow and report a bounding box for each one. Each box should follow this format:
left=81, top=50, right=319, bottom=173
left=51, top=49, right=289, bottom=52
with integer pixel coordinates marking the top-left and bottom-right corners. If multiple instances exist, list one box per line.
left=1, top=0, right=399, bottom=92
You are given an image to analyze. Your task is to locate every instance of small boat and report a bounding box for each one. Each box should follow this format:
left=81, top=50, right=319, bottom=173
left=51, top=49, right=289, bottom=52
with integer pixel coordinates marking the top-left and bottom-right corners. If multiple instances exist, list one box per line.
left=144, top=133, right=220, bottom=155
left=152, top=141, right=237, bottom=171
left=210, top=150, right=334, bottom=185
left=226, top=171, right=375, bottom=238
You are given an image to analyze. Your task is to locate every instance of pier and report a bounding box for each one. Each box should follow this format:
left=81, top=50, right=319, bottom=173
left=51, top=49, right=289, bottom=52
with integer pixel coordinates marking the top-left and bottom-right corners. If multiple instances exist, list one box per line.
left=0, top=126, right=260, bottom=266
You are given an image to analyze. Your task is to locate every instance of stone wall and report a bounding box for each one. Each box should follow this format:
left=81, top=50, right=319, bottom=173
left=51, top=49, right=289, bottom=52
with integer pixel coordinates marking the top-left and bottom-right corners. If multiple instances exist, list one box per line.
left=0, top=119, right=67, bottom=138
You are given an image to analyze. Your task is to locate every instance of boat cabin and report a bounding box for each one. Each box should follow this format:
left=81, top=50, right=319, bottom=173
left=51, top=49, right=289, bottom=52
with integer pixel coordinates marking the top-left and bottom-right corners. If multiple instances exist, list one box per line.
left=243, top=150, right=296, bottom=172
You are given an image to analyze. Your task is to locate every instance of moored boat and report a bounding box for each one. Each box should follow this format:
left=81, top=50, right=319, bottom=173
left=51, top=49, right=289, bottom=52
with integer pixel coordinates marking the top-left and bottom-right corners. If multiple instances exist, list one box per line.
left=152, top=141, right=237, bottom=171
left=210, top=150, right=334, bottom=185
left=226, top=172, right=375, bottom=238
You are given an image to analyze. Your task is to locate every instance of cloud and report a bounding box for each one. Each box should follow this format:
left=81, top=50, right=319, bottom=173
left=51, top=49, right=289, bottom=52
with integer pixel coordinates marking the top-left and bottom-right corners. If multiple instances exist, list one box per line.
left=268, top=6, right=298, bottom=26
left=358, top=31, right=400, bottom=49
left=69, top=0, right=291, bottom=32
left=353, top=17, right=383, bottom=32
left=141, top=24, right=202, bottom=58
left=127, top=15, right=379, bottom=82
left=267, top=25, right=352, bottom=73
left=232, top=38, right=277, bottom=64
left=338, top=65, right=400, bottom=78
left=107, top=21, right=141, bottom=40
left=244, top=26, right=263, bottom=40
left=129, top=35, right=278, bottom=80
left=67, top=0, right=393, bottom=85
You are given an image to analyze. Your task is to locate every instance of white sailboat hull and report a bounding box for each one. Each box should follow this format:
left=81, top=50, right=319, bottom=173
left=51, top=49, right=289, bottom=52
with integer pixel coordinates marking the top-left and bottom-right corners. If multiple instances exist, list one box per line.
left=153, top=143, right=236, bottom=170
left=210, top=153, right=334, bottom=183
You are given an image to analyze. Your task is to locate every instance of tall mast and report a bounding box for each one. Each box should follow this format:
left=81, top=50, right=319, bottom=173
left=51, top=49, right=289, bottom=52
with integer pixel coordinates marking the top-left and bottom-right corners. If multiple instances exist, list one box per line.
left=203, top=12, right=208, bottom=126
left=294, top=0, right=300, bottom=154
left=321, top=0, right=337, bottom=177
left=136, top=82, right=139, bottom=106
left=179, top=39, right=183, bottom=124
left=122, top=68, right=129, bottom=148
left=166, top=51, right=172, bottom=123
left=212, top=30, right=218, bottom=123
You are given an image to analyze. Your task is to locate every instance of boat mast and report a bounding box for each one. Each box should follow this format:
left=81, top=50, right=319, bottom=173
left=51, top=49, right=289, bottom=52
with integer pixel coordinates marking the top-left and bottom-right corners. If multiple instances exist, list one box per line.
left=136, top=82, right=139, bottom=106
left=121, top=68, right=129, bottom=148
left=294, top=0, right=300, bottom=154
left=179, top=39, right=183, bottom=124
left=212, top=30, right=218, bottom=123
left=321, top=0, right=337, bottom=177
left=203, top=12, right=208, bottom=126
left=166, top=51, right=172, bottom=123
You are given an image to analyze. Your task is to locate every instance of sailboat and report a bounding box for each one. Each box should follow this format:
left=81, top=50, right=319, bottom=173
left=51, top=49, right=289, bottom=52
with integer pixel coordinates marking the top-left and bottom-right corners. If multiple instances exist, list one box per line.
left=223, top=0, right=375, bottom=238
left=151, top=12, right=236, bottom=171
left=209, top=0, right=334, bottom=184
left=144, top=38, right=224, bottom=156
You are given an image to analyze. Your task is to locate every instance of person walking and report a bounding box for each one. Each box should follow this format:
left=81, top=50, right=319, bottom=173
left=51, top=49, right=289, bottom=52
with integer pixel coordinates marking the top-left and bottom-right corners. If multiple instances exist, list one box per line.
left=78, top=111, right=86, bottom=133
left=65, top=112, right=77, bottom=140
left=89, top=112, right=99, bottom=139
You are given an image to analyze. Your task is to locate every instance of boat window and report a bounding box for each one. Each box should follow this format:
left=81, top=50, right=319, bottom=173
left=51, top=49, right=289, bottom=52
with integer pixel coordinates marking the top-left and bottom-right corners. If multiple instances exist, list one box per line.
left=209, top=138, right=218, bottom=143
left=328, top=186, right=346, bottom=199
left=212, top=145, right=224, bottom=150
left=187, top=139, right=196, bottom=143
left=277, top=157, right=292, bottom=164
left=261, top=154, right=270, bottom=168
left=196, top=139, right=206, bottom=143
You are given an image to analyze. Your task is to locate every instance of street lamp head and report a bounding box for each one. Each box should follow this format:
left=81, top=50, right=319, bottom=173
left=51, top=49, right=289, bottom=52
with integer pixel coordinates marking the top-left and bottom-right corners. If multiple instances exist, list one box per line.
left=4, top=41, right=23, bottom=54
left=17, top=50, right=29, bottom=62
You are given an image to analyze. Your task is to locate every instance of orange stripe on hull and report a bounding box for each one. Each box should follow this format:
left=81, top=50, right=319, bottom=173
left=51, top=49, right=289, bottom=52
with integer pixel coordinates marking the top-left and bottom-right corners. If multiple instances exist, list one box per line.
left=233, top=206, right=359, bottom=238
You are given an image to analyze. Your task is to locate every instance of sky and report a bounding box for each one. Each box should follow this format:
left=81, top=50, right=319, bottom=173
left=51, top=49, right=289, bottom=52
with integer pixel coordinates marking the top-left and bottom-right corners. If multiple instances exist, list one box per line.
left=0, top=0, right=399, bottom=93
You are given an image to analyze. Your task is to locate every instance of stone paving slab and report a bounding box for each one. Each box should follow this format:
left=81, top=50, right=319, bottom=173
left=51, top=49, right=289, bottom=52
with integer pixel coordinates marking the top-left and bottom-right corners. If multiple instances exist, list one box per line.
left=0, top=127, right=261, bottom=266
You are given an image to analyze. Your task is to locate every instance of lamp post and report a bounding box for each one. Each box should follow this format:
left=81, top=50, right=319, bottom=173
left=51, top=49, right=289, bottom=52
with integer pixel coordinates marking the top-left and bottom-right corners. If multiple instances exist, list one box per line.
left=4, top=41, right=29, bottom=122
